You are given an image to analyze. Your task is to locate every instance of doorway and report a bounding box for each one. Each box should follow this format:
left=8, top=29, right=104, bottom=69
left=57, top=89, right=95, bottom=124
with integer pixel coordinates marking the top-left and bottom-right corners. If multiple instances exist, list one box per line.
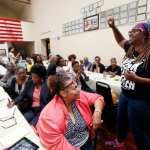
left=41, top=38, right=50, bottom=59
left=10, top=41, right=34, bottom=58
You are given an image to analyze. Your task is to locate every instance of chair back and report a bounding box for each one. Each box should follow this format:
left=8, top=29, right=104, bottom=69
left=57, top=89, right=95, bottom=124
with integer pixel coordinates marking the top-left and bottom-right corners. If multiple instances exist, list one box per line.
left=96, top=81, right=113, bottom=110
left=96, top=81, right=116, bottom=130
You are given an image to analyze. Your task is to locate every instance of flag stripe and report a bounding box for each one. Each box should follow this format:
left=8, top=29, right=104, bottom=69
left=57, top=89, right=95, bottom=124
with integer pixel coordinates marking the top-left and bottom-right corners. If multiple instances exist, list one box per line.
left=0, top=37, right=23, bottom=39
left=0, top=17, right=20, bottom=22
left=0, top=29, right=22, bottom=33
left=0, top=40, right=23, bottom=42
left=0, top=33, right=22, bottom=36
left=0, top=37, right=22, bottom=39
left=0, top=22, right=21, bottom=26
left=0, top=17, right=23, bottom=42
left=0, top=25, right=21, bottom=30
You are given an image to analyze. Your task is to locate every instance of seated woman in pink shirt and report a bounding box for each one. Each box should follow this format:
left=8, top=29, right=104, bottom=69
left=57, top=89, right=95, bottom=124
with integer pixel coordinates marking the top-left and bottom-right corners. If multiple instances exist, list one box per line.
left=36, top=73, right=104, bottom=150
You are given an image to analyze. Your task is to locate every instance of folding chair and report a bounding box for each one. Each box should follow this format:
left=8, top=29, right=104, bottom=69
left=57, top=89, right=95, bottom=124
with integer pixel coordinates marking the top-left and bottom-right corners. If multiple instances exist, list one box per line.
left=96, top=81, right=117, bottom=131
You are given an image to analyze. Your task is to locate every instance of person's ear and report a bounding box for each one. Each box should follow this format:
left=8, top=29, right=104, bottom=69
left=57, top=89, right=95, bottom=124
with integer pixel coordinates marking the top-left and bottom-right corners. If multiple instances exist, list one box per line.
left=59, top=90, right=67, bottom=98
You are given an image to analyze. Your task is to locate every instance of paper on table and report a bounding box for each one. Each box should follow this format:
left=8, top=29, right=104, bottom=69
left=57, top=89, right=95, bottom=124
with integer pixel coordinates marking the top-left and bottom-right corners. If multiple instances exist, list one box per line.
left=0, top=127, right=29, bottom=148
left=0, top=93, right=9, bottom=101
left=0, top=106, right=16, bottom=120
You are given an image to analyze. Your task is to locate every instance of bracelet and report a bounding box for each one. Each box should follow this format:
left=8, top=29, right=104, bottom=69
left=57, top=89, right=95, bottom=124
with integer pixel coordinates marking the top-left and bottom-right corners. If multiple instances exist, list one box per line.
left=94, top=109, right=102, bottom=114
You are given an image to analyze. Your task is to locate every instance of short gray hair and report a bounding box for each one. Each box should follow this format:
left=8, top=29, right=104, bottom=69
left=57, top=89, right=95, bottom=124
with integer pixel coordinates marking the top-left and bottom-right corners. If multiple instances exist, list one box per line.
left=55, top=72, right=71, bottom=95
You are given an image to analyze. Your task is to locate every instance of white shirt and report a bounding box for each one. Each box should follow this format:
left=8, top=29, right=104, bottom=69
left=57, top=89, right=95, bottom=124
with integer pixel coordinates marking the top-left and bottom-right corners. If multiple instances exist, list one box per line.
left=8, top=52, right=16, bottom=63
left=0, top=65, right=7, bottom=76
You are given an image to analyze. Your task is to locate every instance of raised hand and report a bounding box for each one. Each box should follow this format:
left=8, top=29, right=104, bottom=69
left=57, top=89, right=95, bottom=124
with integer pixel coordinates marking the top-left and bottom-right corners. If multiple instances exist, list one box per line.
left=108, top=17, right=115, bottom=28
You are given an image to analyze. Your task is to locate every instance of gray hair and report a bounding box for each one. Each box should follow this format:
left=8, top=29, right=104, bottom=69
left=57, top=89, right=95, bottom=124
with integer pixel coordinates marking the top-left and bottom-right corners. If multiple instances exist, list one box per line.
left=55, top=72, right=71, bottom=95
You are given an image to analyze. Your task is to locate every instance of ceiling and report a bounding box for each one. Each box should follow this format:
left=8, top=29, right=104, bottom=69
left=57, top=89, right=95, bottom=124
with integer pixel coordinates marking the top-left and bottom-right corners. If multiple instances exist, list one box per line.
left=13, top=0, right=31, bottom=4
left=0, top=0, right=32, bottom=21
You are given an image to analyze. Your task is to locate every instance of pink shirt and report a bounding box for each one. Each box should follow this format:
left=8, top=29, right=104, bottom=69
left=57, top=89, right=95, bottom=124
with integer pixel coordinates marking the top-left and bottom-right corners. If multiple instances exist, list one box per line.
left=36, top=91, right=104, bottom=150
left=32, top=86, right=41, bottom=107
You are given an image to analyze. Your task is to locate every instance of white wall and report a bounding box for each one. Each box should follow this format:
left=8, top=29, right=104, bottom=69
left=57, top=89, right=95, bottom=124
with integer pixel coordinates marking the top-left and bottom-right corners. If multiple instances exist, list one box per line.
left=31, top=0, right=146, bottom=65
left=51, top=26, right=130, bottom=65
left=21, top=21, right=35, bottom=41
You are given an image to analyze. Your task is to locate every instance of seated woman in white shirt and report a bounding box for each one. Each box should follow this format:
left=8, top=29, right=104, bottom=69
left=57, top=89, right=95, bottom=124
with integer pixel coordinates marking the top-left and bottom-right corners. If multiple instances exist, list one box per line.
left=71, top=61, right=94, bottom=93
left=56, top=56, right=66, bottom=73
left=8, top=47, right=20, bottom=64
left=65, top=54, right=77, bottom=72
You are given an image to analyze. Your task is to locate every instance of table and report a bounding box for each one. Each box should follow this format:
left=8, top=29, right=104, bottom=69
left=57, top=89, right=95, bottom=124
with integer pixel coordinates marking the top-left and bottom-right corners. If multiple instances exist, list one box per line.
left=85, top=71, right=121, bottom=94
left=0, top=87, right=45, bottom=150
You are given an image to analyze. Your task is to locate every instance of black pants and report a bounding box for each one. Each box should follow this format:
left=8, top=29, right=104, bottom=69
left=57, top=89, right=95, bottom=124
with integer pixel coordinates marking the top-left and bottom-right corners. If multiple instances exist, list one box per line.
left=81, top=138, right=95, bottom=150
left=23, top=107, right=41, bottom=126
left=117, top=94, right=150, bottom=150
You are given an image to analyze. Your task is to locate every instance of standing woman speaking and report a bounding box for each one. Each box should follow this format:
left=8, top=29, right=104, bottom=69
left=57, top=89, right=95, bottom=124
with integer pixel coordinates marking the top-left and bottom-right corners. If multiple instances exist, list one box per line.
left=108, top=18, right=150, bottom=150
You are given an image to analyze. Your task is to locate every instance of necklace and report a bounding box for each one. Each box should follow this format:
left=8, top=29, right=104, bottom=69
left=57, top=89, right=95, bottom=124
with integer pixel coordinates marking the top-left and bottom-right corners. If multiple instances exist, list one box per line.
left=133, top=46, right=148, bottom=63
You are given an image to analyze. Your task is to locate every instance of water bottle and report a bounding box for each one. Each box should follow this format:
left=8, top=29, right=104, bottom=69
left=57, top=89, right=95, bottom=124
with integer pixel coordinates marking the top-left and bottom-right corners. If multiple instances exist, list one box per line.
left=103, top=71, right=107, bottom=79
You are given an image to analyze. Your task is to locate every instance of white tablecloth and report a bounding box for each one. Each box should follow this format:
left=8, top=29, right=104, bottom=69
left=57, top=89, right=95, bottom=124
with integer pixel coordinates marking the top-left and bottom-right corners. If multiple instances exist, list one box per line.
left=85, top=71, right=121, bottom=95
left=0, top=87, right=45, bottom=150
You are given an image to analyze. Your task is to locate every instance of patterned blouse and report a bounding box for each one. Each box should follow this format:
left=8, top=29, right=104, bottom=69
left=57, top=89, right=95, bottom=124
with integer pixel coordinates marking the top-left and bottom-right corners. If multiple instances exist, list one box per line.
left=64, top=102, right=89, bottom=148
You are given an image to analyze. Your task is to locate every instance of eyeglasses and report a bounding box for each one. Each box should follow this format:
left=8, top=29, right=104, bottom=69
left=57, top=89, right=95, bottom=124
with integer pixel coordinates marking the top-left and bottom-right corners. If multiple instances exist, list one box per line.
left=62, top=80, right=77, bottom=90
left=95, top=59, right=100, bottom=61
left=128, top=29, right=142, bottom=35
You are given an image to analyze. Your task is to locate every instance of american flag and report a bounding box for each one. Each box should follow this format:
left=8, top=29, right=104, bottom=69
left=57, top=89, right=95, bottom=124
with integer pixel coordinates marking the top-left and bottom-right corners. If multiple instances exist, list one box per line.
left=0, top=17, right=23, bottom=42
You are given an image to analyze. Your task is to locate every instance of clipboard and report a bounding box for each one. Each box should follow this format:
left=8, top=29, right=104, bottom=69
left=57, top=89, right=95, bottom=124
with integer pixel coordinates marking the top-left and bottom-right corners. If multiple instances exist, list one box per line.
left=8, top=137, right=39, bottom=150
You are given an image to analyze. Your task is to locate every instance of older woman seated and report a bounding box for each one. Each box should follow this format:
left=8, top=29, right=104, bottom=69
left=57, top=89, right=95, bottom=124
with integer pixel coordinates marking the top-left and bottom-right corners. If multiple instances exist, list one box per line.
left=36, top=73, right=104, bottom=150
left=91, top=56, right=105, bottom=73
left=6, top=67, right=29, bottom=99
left=71, top=61, right=93, bottom=93
left=106, top=57, right=121, bottom=76
left=0, top=62, right=16, bottom=88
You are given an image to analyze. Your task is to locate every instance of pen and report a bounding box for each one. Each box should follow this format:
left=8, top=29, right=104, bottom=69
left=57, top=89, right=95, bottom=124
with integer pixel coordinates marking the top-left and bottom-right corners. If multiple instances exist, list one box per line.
left=8, top=98, right=11, bottom=103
